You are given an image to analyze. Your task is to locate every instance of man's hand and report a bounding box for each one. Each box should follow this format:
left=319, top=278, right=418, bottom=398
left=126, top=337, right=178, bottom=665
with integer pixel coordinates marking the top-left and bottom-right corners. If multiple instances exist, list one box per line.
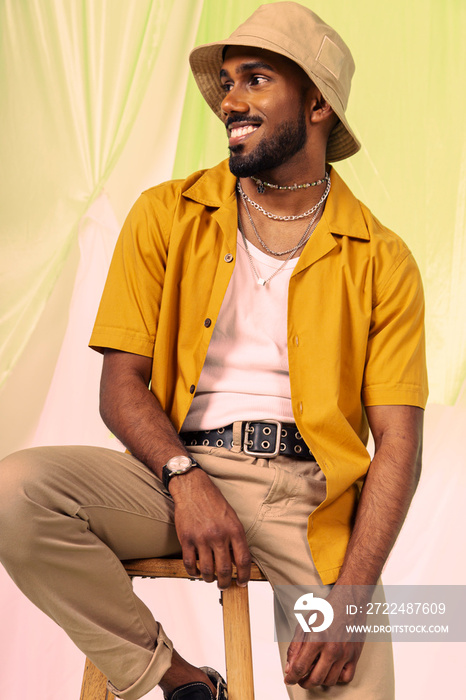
left=285, top=634, right=364, bottom=689
left=284, top=585, right=367, bottom=688
left=169, top=468, right=251, bottom=590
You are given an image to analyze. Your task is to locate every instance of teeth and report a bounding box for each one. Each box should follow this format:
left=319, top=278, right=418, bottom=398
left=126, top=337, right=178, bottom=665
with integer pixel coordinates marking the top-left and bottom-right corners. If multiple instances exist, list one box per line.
left=230, top=125, right=258, bottom=138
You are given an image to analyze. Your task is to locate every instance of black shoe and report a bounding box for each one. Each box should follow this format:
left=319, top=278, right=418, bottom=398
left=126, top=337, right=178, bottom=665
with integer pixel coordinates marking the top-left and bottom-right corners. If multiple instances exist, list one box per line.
left=164, top=666, right=227, bottom=700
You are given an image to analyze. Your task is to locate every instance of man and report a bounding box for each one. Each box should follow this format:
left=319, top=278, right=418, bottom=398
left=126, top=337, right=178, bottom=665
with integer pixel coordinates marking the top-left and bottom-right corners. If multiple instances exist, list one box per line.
left=0, top=3, right=427, bottom=699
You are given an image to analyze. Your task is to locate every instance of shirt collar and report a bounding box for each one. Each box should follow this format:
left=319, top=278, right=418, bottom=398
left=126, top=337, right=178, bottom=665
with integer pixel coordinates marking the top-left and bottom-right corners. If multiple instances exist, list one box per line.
left=319, top=167, right=370, bottom=240
left=182, top=159, right=236, bottom=207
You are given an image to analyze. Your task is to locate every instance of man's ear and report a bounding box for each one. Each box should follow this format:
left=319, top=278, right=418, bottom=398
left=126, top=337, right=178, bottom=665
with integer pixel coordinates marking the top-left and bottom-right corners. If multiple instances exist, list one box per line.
left=309, top=94, right=334, bottom=124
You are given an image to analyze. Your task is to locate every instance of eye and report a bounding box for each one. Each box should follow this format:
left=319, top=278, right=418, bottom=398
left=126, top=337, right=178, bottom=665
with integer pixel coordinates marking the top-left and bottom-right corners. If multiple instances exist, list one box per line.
left=250, top=75, right=268, bottom=86
left=220, top=81, right=233, bottom=93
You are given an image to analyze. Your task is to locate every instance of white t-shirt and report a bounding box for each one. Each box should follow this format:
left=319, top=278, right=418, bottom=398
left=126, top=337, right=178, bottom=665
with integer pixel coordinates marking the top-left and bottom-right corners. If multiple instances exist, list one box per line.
left=182, top=230, right=299, bottom=431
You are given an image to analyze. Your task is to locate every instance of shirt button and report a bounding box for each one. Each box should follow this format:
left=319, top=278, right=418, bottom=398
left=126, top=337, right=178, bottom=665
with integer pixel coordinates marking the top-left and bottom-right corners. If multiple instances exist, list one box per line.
left=204, top=318, right=212, bottom=328
left=190, top=385, right=195, bottom=394
left=224, top=253, right=234, bottom=263
left=298, top=402, right=303, bottom=414
left=295, top=335, right=299, bottom=346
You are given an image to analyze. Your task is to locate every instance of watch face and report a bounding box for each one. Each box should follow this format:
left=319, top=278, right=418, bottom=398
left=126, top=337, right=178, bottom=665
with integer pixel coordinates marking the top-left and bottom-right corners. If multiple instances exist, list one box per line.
left=167, top=455, right=192, bottom=472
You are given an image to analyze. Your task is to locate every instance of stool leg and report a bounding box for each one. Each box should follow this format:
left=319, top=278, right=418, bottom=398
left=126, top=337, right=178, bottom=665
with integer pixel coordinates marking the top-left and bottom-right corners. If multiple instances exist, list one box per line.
left=80, top=657, right=116, bottom=700
left=221, top=581, right=255, bottom=700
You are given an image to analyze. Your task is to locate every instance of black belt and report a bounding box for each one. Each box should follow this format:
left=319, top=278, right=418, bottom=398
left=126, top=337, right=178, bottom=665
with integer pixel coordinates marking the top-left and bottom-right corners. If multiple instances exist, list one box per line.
left=180, top=420, right=314, bottom=460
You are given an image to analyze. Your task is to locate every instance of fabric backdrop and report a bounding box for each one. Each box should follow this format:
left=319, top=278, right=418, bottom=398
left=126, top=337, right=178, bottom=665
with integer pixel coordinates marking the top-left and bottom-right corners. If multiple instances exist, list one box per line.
left=0, top=1, right=465, bottom=699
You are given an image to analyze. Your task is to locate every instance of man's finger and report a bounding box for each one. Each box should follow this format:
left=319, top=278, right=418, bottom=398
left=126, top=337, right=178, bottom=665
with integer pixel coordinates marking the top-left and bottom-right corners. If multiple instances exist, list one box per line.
left=298, top=653, right=333, bottom=688
left=285, top=639, right=304, bottom=674
left=320, top=659, right=347, bottom=687
left=182, top=544, right=199, bottom=577
left=213, top=545, right=233, bottom=590
left=230, top=535, right=252, bottom=587
left=284, top=645, right=320, bottom=685
left=196, top=546, right=216, bottom=583
left=338, top=661, right=357, bottom=684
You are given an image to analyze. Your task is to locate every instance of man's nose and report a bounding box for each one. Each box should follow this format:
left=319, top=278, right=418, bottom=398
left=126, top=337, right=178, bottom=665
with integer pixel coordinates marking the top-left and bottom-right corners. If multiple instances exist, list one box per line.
left=221, top=86, right=249, bottom=116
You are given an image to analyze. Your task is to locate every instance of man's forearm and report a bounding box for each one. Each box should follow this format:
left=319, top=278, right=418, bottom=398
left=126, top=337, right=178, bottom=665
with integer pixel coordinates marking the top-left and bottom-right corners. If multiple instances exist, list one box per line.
left=99, top=349, right=189, bottom=479
left=99, top=348, right=252, bottom=588
left=336, top=404, right=424, bottom=588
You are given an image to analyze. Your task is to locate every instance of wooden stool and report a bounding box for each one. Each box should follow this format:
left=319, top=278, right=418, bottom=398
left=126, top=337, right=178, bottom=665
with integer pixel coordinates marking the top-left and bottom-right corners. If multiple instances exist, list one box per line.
left=80, top=558, right=267, bottom=700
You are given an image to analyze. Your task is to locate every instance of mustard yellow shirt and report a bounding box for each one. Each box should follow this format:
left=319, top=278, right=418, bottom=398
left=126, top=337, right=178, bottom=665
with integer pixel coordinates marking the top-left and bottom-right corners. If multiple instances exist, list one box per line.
left=90, top=159, right=428, bottom=584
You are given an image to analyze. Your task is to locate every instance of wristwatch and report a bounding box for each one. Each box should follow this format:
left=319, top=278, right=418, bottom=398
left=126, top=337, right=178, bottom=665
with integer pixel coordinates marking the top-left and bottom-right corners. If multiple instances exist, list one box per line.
left=162, top=455, right=200, bottom=491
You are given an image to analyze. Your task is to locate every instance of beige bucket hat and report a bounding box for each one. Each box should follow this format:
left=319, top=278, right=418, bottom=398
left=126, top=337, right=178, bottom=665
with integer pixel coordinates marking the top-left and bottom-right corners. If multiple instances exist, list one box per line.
left=189, top=2, right=360, bottom=162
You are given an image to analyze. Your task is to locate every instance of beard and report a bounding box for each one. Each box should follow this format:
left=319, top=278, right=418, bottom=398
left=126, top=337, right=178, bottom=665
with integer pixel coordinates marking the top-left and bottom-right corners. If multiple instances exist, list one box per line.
left=228, top=110, right=307, bottom=178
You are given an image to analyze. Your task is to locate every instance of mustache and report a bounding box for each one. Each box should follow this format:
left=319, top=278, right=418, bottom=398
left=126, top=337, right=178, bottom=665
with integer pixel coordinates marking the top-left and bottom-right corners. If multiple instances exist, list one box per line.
left=225, top=115, right=263, bottom=129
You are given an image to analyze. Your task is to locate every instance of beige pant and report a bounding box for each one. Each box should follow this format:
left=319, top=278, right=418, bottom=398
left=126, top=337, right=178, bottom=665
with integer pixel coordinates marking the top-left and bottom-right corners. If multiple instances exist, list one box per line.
left=0, top=439, right=394, bottom=699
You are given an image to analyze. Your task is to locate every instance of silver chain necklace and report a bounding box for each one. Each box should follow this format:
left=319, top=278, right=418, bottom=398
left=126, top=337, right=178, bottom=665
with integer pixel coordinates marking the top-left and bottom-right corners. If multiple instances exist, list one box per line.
left=238, top=200, right=323, bottom=286
left=240, top=182, right=329, bottom=257
left=237, top=176, right=331, bottom=221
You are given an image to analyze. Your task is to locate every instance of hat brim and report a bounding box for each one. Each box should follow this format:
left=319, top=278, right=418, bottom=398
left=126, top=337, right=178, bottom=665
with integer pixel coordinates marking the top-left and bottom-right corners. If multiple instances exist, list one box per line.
left=189, top=39, right=360, bottom=163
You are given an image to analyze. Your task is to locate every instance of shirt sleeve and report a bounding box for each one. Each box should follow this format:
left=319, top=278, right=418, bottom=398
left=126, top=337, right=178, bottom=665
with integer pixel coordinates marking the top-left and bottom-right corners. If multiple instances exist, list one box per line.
left=89, top=190, right=169, bottom=356
left=362, top=250, right=428, bottom=408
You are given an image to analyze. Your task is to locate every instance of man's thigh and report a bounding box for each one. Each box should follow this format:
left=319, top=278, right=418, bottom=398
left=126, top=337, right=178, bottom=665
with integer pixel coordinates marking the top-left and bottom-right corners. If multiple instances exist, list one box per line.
left=0, top=444, right=181, bottom=560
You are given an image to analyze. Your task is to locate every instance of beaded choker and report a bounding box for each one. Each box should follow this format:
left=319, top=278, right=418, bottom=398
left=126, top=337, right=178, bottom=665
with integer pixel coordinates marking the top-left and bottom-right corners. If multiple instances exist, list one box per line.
left=250, top=172, right=329, bottom=194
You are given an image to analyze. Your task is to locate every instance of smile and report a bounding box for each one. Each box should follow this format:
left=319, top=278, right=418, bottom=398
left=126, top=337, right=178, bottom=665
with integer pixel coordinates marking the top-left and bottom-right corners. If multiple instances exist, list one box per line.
left=228, top=123, right=260, bottom=146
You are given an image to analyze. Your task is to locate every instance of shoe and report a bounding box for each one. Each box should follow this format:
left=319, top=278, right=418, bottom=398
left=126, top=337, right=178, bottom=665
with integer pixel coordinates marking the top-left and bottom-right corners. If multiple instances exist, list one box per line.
left=164, top=666, right=227, bottom=700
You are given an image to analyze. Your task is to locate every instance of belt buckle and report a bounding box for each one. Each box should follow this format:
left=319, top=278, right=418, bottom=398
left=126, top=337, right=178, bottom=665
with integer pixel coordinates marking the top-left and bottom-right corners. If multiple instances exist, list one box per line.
left=243, top=420, right=282, bottom=458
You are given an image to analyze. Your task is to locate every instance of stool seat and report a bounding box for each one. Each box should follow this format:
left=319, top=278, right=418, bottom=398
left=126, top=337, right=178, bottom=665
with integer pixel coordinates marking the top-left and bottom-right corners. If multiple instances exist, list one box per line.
left=80, top=557, right=267, bottom=700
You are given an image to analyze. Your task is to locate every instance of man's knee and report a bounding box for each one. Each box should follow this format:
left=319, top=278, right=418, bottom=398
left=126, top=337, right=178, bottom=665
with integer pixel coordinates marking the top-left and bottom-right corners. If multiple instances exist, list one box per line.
left=1, top=445, right=58, bottom=498
left=0, top=447, right=42, bottom=505
left=0, top=447, right=72, bottom=560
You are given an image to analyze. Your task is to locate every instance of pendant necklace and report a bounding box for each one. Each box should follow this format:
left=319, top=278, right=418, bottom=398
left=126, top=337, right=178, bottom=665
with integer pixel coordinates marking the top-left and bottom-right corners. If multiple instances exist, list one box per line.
left=238, top=199, right=324, bottom=286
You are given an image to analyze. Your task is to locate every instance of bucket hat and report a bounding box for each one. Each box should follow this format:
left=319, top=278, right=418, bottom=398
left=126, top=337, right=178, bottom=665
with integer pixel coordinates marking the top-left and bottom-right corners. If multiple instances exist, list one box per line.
left=189, top=2, right=360, bottom=162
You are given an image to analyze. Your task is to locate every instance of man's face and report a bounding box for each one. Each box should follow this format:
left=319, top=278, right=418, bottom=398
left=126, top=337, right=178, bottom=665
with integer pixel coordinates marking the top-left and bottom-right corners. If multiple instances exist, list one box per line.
left=220, top=46, right=311, bottom=177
